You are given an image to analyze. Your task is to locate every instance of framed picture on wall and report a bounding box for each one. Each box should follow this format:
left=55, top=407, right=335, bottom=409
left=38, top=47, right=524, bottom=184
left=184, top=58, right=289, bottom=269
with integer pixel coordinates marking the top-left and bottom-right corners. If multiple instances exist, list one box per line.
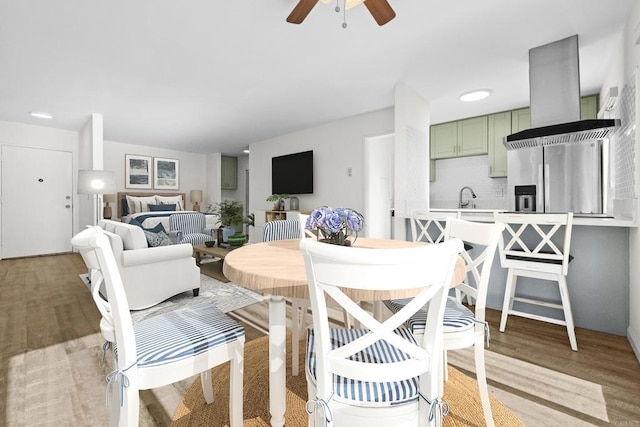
left=153, top=157, right=179, bottom=190
left=125, top=154, right=152, bottom=189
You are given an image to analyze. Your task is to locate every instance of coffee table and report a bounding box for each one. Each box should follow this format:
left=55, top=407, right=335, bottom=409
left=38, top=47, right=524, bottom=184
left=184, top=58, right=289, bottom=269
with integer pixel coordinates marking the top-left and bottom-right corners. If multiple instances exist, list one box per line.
left=192, top=244, right=231, bottom=283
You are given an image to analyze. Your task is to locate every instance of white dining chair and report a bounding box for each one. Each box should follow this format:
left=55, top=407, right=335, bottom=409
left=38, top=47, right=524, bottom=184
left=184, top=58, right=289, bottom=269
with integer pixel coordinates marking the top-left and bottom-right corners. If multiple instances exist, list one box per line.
left=409, top=210, right=468, bottom=304
left=263, top=217, right=351, bottom=376
left=494, top=212, right=577, bottom=351
left=298, top=213, right=316, bottom=239
left=384, top=218, right=504, bottom=427
left=263, top=219, right=310, bottom=376
left=71, top=226, right=245, bottom=426
left=301, top=237, right=462, bottom=427
left=410, top=210, right=461, bottom=244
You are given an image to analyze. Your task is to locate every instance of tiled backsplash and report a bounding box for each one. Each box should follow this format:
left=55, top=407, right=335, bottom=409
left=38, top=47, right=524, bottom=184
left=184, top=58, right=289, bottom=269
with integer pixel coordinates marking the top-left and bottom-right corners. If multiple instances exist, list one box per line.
left=430, top=155, right=508, bottom=209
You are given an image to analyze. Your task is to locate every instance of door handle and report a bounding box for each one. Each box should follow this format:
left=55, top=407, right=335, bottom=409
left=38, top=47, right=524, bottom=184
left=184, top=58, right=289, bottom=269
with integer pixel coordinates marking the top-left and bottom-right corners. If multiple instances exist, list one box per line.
left=544, top=164, right=550, bottom=212
left=65, top=205, right=71, bottom=208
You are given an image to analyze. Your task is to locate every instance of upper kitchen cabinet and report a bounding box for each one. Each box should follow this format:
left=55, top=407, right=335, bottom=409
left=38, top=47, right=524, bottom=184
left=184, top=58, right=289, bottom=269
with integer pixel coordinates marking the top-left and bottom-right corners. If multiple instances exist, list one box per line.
left=430, top=116, right=488, bottom=159
left=488, top=111, right=511, bottom=178
left=511, top=107, right=531, bottom=133
left=581, top=95, right=598, bottom=119
left=430, top=121, right=457, bottom=158
left=221, top=155, right=238, bottom=190
left=509, top=95, right=597, bottom=133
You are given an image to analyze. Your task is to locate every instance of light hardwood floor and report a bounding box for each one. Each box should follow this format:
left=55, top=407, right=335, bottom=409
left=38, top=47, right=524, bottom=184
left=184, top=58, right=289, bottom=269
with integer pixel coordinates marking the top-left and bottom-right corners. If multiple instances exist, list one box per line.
left=1, top=253, right=639, bottom=426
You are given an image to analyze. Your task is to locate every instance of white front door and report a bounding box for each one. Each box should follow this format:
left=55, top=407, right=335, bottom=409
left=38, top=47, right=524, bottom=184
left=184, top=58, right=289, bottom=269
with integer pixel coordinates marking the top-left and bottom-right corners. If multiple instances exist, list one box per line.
left=1, top=145, right=73, bottom=258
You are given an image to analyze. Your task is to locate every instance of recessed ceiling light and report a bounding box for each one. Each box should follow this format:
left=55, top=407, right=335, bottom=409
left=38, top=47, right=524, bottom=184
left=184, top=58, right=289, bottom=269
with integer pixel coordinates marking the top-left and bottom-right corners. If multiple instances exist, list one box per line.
left=459, top=90, right=492, bottom=102
left=243, top=148, right=250, bottom=154
left=30, top=111, right=53, bottom=119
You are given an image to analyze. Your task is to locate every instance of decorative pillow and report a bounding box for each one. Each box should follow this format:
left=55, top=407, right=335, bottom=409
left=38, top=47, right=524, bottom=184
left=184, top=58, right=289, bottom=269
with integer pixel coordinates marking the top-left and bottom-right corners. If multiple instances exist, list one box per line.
left=121, top=197, right=129, bottom=216
left=126, top=195, right=157, bottom=214
left=155, top=195, right=184, bottom=211
left=129, top=219, right=166, bottom=233
left=143, top=230, right=172, bottom=247
left=148, top=204, right=176, bottom=212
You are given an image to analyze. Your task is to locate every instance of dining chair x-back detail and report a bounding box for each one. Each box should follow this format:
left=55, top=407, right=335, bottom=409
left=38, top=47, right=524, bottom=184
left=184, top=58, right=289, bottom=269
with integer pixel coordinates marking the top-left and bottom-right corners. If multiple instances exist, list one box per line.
left=301, top=238, right=463, bottom=427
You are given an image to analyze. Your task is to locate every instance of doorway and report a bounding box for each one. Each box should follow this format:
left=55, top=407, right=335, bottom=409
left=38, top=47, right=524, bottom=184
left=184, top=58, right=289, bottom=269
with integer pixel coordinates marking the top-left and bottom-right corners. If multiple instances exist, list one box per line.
left=364, top=134, right=394, bottom=239
left=1, top=145, right=73, bottom=258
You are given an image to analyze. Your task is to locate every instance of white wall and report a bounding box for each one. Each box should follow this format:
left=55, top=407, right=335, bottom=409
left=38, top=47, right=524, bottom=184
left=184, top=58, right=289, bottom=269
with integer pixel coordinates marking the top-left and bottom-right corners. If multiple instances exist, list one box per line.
left=248, top=108, right=394, bottom=240
left=78, top=114, right=105, bottom=227
left=601, top=0, right=640, bottom=361
left=620, top=1, right=640, bottom=362
left=393, top=84, right=431, bottom=240
left=103, top=140, right=208, bottom=216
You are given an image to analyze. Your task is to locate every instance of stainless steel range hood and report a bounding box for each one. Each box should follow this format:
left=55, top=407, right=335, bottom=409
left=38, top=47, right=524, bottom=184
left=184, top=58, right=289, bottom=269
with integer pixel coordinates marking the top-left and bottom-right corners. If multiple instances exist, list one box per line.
left=504, top=35, right=619, bottom=150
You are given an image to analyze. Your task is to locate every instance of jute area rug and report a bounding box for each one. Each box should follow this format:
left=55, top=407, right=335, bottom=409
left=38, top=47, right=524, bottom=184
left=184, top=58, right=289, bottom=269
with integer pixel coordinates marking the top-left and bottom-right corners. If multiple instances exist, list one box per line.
left=172, top=334, right=523, bottom=427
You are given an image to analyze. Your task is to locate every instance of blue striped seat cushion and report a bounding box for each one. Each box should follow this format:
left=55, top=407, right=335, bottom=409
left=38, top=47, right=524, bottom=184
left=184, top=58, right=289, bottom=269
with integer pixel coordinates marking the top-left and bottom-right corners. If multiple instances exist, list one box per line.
left=383, top=297, right=475, bottom=334
left=181, top=233, right=214, bottom=246
left=306, top=327, right=421, bottom=407
left=116, top=302, right=244, bottom=367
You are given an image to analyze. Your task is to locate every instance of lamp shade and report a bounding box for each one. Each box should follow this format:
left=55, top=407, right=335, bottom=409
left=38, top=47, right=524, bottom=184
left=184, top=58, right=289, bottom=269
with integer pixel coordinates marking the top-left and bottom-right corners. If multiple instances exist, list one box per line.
left=190, top=190, right=203, bottom=202
left=78, top=170, right=116, bottom=194
left=103, top=194, right=116, bottom=203
left=190, top=189, right=202, bottom=211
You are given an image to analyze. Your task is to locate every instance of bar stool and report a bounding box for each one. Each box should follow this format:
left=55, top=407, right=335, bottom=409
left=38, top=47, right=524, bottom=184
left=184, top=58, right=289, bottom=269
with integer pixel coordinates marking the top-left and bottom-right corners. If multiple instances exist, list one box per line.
left=494, top=212, right=577, bottom=351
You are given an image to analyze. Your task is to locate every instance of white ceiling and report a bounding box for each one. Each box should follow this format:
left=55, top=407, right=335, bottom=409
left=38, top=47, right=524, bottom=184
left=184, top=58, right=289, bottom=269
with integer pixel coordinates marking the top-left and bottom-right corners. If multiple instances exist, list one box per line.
left=0, top=0, right=636, bottom=155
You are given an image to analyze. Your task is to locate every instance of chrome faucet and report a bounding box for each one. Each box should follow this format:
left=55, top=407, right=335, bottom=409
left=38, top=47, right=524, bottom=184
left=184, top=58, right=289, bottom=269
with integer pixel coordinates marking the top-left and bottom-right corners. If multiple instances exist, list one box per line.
left=459, top=186, right=477, bottom=208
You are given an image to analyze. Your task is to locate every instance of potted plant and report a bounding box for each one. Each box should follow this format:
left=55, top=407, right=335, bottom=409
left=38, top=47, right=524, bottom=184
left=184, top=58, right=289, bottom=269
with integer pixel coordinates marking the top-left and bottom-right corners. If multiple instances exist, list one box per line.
left=266, top=193, right=290, bottom=211
left=244, top=212, right=255, bottom=234
left=211, top=200, right=245, bottom=242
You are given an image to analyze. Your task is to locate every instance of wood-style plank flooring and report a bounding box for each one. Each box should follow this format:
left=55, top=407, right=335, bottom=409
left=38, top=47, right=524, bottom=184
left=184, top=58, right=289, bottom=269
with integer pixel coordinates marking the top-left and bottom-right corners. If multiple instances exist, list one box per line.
left=1, top=253, right=639, bottom=426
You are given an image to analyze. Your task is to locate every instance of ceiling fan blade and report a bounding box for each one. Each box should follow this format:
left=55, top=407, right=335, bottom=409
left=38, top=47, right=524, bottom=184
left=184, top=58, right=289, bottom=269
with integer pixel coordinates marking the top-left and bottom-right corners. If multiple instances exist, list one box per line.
left=363, top=0, right=396, bottom=26
left=286, top=0, right=319, bottom=24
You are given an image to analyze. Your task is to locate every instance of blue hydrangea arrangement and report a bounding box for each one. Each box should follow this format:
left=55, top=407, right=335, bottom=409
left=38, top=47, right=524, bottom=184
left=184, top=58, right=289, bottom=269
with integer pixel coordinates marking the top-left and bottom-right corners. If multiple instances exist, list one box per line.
left=305, top=206, right=364, bottom=246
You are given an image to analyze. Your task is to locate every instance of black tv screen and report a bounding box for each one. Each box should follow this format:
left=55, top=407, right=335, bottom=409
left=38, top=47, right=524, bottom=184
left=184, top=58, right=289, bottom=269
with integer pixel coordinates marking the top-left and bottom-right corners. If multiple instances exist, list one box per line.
left=272, top=150, right=314, bottom=195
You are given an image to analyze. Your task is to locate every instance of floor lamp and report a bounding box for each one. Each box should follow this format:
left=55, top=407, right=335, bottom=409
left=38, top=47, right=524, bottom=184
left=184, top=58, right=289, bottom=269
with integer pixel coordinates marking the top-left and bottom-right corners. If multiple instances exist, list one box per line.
left=77, top=170, right=116, bottom=226
left=77, top=170, right=116, bottom=285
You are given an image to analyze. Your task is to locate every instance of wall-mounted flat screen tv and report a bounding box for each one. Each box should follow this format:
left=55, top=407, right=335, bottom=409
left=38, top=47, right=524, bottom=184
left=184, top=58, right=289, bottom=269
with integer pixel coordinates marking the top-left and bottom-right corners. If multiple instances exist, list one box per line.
left=272, top=150, right=313, bottom=195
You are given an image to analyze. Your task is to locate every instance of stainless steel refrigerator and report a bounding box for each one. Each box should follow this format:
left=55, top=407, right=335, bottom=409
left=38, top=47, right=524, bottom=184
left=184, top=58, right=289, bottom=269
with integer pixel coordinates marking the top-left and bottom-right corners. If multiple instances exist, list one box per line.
left=507, top=140, right=604, bottom=214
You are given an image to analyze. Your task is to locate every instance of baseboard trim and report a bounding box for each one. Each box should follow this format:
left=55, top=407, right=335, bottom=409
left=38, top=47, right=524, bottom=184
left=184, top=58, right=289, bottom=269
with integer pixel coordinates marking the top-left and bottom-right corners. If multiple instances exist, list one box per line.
left=628, top=325, right=640, bottom=364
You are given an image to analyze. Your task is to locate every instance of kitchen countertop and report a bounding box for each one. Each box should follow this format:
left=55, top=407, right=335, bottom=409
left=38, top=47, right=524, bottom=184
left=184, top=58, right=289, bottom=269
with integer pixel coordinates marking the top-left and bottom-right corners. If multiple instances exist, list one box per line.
left=427, top=208, right=636, bottom=227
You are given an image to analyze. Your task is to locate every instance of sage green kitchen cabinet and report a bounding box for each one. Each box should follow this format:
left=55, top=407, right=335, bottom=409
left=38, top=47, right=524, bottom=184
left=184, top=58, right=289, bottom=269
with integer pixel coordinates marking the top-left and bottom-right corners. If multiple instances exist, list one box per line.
left=221, top=155, right=238, bottom=190
left=509, top=95, right=598, bottom=133
left=488, top=111, right=511, bottom=178
left=581, top=95, right=598, bottom=119
left=430, top=116, right=488, bottom=159
left=430, top=121, right=458, bottom=159
left=511, top=107, right=531, bottom=133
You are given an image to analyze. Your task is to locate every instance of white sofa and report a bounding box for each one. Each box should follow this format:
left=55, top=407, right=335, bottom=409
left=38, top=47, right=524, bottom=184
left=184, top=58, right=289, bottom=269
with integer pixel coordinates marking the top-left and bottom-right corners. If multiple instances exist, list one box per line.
left=96, top=220, right=200, bottom=310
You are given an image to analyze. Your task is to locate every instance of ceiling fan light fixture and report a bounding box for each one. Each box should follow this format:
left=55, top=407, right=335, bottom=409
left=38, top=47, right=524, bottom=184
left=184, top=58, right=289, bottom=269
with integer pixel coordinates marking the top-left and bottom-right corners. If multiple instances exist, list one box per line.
left=345, top=0, right=365, bottom=9
left=286, top=0, right=395, bottom=26
left=459, top=89, right=492, bottom=102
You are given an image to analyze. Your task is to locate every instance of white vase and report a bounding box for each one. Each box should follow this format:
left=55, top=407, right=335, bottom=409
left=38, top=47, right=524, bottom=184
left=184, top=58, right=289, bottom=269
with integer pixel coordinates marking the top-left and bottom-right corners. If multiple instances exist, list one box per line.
left=222, top=226, right=236, bottom=242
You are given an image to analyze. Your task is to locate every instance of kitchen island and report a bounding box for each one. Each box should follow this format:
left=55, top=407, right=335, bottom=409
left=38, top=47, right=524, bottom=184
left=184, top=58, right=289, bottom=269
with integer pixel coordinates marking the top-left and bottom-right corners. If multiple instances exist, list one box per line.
left=411, top=209, right=633, bottom=337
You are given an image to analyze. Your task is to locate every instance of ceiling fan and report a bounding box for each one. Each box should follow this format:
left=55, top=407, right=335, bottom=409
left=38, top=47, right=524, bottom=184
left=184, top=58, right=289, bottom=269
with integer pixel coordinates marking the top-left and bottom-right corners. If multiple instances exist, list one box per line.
left=286, top=0, right=396, bottom=26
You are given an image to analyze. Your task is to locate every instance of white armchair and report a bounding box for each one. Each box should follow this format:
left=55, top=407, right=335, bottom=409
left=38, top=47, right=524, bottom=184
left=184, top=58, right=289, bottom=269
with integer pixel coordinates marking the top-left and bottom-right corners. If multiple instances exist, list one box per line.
left=97, top=220, right=200, bottom=310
